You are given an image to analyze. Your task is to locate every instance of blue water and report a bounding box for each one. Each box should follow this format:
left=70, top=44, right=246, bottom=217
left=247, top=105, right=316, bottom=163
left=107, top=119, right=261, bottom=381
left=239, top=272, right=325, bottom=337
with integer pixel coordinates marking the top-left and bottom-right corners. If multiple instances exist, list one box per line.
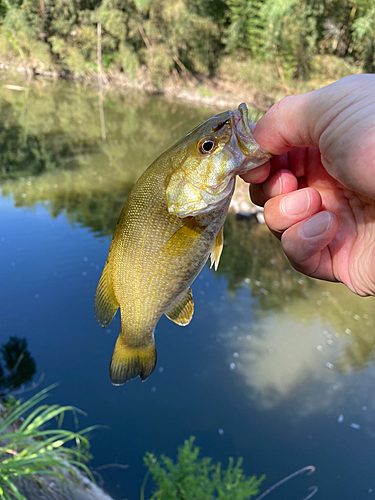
left=1, top=80, right=375, bottom=500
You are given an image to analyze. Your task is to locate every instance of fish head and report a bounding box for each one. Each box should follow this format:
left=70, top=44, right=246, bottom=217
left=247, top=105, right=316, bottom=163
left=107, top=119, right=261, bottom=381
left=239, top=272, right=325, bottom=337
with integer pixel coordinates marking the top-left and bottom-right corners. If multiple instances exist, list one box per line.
left=166, top=103, right=271, bottom=217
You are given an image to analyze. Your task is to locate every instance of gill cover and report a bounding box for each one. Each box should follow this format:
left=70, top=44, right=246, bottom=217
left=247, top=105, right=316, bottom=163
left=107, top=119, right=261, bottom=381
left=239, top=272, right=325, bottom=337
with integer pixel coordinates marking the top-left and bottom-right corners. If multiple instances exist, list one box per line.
left=166, top=169, right=235, bottom=217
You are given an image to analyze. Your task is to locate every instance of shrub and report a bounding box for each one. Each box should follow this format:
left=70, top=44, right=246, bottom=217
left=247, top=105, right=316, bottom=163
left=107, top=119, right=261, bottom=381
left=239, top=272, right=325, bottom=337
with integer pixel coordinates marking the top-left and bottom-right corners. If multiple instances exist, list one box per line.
left=143, top=436, right=265, bottom=500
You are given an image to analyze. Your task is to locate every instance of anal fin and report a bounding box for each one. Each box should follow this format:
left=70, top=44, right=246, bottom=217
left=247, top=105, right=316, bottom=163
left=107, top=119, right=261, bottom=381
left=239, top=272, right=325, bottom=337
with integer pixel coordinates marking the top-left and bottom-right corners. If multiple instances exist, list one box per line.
left=210, top=226, right=224, bottom=271
left=165, top=287, right=194, bottom=326
left=94, top=257, right=119, bottom=327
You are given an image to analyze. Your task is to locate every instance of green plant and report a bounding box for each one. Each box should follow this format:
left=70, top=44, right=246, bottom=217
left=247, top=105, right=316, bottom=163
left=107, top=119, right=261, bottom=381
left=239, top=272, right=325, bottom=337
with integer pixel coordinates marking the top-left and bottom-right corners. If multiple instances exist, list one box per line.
left=0, top=385, right=96, bottom=500
left=225, top=0, right=266, bottom=57
left=0, top=0, right=372, bottom=84
left=143, top=436, right=265, bottom=499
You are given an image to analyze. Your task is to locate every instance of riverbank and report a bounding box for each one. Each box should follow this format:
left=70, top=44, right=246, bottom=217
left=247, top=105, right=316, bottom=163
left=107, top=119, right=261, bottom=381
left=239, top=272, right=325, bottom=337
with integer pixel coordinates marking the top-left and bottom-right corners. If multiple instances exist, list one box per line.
left=0, top=50, right=362, bottom=113
left=0, top=57, right=263, bottom=111
left=0, top=400, right=116, bottom=500
left=15, top=466, right=115, bottom=500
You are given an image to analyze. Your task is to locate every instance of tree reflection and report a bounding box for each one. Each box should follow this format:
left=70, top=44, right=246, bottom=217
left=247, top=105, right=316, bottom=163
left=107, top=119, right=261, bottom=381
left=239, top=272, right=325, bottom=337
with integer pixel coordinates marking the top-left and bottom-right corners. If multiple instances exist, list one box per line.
left=0, top=103, right=98, bottom=182
left=218, top=214, right=375, bottom=374
left=290, top=283, right=375, bottom=374
left=0, top=337, right=36, bottom=394
left=0, top=79, right=212, bottom=236
left=218, top=214, right=317, bottom=309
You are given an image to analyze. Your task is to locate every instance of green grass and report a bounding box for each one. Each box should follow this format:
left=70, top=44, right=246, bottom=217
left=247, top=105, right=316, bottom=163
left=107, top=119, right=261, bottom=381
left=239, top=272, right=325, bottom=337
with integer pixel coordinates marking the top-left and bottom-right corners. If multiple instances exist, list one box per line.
left=0, top=385, right=97, bottom=500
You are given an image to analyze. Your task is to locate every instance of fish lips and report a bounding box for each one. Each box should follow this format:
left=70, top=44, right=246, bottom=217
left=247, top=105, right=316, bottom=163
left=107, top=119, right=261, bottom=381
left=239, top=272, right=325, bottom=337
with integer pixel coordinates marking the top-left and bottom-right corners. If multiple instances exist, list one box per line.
left=229, top=103, right=272, bottom=174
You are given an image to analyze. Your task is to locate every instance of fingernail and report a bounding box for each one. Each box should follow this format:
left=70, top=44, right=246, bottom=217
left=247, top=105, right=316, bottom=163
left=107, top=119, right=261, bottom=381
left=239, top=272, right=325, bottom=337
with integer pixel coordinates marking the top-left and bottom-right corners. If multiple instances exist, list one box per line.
left=281, top=190, right=310, bottom=216
left=300, top=212, right=332, bottom=238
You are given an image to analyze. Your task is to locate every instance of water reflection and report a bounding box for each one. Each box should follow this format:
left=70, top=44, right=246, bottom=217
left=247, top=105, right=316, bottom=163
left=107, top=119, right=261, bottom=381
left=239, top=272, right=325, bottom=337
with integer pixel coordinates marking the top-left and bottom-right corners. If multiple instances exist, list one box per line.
left=217, top=215, right=375, bottom=379
left=285, top=282, right=375, bottom=374
left=0, top=337, right=36, bottom=395
left=222, top=312, right=344, bottom=412
left=1, top=79, right=375, bottom=376
left=217, top=227, right=375, bottom=417
left=0, top=79, right=213, bottom=236
left=217, top=214, right=318, bottom=306
left=228, top=324, right=375, bottom=431
left=1, top=78, right=375, bottom=499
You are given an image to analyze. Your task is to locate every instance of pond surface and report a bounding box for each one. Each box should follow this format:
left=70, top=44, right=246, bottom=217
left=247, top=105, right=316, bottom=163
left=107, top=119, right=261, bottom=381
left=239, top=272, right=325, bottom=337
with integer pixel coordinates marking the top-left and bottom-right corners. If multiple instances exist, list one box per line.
left=1, top=76, right=375, bottom=500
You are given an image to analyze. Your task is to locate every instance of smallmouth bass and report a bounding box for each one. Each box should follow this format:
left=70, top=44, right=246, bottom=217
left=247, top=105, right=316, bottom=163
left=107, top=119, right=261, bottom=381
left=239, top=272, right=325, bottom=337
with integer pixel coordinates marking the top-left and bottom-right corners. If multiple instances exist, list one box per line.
left=95, top=103, right=270, bottom=385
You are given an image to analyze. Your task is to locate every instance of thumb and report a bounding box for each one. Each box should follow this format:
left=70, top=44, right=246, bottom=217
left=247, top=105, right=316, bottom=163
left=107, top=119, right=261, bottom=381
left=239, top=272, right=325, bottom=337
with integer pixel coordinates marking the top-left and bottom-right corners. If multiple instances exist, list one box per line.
left=253, top=92, right=318, bottom=155
left=253, top=75, right=375, bottom=156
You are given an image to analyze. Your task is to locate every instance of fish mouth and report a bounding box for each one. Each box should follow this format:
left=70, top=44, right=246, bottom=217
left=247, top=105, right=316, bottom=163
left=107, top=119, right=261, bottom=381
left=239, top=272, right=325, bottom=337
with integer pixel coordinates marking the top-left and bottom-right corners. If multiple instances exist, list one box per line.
left=229, top=103, right=272, bottom=171
left=237, top=103, right=253, bottom=136
left=231, top=103, right=257, bottom=156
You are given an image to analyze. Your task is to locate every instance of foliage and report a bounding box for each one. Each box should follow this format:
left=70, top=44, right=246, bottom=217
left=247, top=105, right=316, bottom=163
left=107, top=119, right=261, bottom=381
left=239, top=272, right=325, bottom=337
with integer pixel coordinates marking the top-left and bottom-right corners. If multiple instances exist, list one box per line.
left=225, top=0, right=266, bottom=57
left=143, top=436, right=264, bottom=499
left=0, top=0, right=372, bottom=83
left=260, top=0, right=323, bottom=78
left=0, top=386, right=96, bottom=500
left=225, top=0, right=375, bottom=78
left=352, top=2, right=375, bottom=72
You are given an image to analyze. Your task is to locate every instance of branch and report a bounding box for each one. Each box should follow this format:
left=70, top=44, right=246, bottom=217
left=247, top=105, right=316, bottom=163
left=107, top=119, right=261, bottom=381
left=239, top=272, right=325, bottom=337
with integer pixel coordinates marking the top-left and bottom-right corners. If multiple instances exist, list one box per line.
left=171, top=54, right=199, bottom=84
left=138, top=24, right=152, bottom=50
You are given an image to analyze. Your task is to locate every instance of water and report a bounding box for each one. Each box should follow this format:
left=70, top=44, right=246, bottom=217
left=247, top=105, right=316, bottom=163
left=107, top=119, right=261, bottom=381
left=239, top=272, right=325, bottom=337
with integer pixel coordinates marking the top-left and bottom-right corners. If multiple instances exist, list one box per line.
left=1, top=77, right=375, bottom=500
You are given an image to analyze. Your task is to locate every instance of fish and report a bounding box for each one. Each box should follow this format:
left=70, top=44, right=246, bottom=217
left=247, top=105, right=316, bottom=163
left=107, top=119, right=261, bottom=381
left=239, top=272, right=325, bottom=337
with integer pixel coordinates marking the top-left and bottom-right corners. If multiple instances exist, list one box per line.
left=94, top=103, right=271, bottom=385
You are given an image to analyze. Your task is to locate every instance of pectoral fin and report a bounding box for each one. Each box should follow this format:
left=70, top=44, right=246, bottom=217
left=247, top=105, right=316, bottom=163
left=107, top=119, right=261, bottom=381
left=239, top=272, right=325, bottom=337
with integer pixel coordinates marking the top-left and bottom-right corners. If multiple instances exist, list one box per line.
left=94, top=253, right=119, bottom=327
left=165, top=217, right=205, bottom=256
left=165, top=287, right=194, bottom=326
left=210, top=226, right=224, bottom=271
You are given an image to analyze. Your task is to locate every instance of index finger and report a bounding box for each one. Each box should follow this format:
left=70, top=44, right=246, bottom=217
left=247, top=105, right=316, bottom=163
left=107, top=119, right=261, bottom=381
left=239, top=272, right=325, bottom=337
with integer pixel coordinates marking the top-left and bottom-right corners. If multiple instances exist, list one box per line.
left=241, top=147, right=314, bottom=185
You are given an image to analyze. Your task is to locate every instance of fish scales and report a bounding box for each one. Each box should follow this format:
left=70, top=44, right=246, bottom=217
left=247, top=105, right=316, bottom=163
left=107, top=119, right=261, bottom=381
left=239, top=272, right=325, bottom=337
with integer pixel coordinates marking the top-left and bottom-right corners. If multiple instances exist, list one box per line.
left=95, top=103, right=271, bottom=385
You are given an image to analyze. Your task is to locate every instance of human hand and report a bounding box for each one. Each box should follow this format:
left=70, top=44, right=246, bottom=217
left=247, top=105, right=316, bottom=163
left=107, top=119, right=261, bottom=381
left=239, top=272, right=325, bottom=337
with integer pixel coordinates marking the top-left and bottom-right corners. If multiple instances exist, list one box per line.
left=242, top=74, right=375, bottom=296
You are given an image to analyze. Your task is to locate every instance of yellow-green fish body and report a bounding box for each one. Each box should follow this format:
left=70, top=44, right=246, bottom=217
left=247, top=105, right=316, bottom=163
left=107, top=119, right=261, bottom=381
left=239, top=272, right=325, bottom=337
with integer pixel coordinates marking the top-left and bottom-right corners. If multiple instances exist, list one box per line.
left=95, top=103, right=270, bottom=385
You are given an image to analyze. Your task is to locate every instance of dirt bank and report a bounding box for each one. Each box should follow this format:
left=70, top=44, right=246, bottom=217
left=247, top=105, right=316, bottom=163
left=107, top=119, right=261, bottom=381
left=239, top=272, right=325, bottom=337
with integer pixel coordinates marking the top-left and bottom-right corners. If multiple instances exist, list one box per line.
left=0, top=54, right=273, bottom=112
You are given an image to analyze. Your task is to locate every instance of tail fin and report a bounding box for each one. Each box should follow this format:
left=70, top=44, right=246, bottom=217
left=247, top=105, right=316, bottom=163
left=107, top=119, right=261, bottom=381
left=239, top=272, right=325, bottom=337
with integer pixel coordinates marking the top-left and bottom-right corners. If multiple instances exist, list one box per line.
left=110, top=336, right=157, bottom=385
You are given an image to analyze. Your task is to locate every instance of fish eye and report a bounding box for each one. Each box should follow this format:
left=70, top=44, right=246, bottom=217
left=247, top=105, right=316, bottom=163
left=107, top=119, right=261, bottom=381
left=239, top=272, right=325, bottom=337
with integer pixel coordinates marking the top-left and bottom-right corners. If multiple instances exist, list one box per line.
left=198, top=137, right=216, bottom=155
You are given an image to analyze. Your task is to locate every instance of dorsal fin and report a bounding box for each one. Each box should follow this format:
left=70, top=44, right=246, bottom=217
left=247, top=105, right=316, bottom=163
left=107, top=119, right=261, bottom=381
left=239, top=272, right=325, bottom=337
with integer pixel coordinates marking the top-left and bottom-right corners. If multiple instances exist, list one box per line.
left=165, top=287, right=194, bottom=326
left=94, top=243, right=119, bottom=327
left=210, top=225, right=224, bottom=271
